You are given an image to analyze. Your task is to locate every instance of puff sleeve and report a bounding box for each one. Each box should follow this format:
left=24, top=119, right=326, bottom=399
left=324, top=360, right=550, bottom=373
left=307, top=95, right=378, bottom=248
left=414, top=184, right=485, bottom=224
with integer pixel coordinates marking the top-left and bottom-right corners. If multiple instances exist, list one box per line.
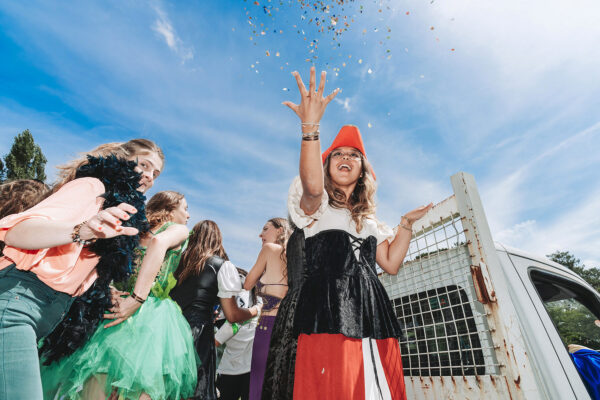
left=287, top=176, right=329, bottom=229
left=217, top=260, right=243, bottom=298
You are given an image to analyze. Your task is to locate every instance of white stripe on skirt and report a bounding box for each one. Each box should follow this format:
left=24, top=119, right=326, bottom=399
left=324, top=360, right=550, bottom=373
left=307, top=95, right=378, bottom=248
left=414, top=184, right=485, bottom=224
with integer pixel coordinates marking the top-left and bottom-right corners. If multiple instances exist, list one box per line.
left=362, top=338, right=392, bottom=400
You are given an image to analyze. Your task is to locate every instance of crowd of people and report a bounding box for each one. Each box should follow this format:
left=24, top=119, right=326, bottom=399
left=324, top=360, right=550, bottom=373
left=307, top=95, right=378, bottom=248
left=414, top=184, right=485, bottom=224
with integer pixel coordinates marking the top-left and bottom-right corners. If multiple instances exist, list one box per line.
left=0, top=68, right=432, bottom=400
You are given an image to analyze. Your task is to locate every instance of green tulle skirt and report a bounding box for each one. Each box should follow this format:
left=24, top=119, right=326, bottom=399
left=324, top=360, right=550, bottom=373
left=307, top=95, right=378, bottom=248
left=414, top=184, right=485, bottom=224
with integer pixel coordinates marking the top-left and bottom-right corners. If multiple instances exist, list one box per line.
left=41, top=297, right=198, bottom=400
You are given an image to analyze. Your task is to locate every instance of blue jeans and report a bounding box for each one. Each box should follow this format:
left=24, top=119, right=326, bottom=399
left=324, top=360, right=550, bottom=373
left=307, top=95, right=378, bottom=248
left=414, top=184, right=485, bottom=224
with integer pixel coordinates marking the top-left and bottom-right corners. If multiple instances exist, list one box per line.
left=0, top=264, right=74, bottom=400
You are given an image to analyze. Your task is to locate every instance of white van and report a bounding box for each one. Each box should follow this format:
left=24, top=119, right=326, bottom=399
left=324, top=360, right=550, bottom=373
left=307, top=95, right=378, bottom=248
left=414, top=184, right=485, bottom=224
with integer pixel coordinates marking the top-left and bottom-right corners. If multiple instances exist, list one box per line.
left=379, top=172, right=599, bottom=399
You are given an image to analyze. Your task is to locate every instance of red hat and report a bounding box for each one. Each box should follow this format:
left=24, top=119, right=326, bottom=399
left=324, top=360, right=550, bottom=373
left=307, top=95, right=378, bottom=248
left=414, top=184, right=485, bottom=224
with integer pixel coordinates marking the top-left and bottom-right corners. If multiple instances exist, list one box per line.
left=322, top=125, right=376, bottom=179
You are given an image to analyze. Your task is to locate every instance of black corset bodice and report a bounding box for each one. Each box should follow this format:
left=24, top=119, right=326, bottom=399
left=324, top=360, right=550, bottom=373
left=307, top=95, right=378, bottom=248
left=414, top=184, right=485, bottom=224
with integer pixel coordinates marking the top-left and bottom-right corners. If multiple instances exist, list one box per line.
left=170, top=256, right=223, bottom=321
left=290, top=229, right=401, bottom=340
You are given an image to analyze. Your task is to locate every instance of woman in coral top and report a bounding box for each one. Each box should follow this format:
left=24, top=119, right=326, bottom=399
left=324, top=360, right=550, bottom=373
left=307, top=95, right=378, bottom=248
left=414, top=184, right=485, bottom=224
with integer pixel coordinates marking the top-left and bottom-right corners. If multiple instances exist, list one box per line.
left=261, top=67, right=432, bottom=400
left=0, top=139, right=163, bottom=400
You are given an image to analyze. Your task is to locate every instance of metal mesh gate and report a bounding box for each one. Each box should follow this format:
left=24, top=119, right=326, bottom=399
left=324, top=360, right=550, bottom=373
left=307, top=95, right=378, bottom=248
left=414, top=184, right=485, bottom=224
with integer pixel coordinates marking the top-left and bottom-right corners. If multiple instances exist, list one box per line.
left=378, top=196, right=500, bottom=377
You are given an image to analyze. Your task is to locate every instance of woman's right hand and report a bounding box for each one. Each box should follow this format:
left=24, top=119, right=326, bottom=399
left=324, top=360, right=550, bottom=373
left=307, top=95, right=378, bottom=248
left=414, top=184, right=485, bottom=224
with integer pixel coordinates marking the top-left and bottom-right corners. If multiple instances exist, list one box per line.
left=283, top=66, right=339, bottom=129
left=79, top=203, right=139, bottom=240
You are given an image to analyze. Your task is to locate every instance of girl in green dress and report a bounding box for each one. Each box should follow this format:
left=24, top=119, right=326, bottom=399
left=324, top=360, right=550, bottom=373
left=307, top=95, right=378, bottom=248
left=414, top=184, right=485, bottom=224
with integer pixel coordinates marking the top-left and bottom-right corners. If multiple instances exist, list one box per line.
left=41, top=191, right=197, bottom=400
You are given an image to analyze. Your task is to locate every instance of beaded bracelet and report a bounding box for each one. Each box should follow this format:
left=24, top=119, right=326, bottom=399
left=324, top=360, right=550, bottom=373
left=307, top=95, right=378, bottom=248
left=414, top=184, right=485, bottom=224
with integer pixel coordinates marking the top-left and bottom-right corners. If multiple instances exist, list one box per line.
left=71, top=221, right=96, bottom=246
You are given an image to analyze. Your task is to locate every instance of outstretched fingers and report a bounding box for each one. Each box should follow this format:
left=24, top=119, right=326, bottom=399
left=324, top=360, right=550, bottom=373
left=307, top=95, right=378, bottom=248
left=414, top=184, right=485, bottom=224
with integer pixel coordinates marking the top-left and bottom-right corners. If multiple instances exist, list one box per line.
left=292, top=71, right=308, bottom=97
left=325, top=88, right=340, bottom=104
left=308, top=66, right=316, bottom=94
left=317, top=70, right=326, bottom=96
left=282, top=101, right=299, bottom=114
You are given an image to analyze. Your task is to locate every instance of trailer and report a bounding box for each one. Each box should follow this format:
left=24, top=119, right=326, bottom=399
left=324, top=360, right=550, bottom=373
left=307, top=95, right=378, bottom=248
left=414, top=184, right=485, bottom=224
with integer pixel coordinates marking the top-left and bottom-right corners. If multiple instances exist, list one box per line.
left=379, top=172, right=599, bottom=399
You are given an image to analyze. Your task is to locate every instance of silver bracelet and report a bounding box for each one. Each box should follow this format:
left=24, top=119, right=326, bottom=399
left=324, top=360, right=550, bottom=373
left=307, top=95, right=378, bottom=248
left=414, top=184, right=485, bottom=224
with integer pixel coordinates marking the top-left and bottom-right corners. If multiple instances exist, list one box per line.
left=302, top=130, right=320, bottom=141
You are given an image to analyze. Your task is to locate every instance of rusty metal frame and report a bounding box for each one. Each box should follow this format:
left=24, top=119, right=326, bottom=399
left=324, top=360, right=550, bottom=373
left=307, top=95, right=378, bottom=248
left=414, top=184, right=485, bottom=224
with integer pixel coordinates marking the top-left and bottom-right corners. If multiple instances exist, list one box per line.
left=379, top=172, right=542, bottom=399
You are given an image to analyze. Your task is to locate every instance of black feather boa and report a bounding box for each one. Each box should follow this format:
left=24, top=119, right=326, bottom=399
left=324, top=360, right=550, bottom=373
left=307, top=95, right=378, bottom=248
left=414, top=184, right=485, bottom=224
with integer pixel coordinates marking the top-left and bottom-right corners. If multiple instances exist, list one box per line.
left=39, top=155, right=149, bottom=364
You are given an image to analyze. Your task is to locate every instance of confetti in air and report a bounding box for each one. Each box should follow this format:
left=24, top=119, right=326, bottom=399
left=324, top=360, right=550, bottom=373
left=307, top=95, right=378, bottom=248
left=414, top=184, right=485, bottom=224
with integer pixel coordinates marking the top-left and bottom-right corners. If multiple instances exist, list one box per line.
left=240, top=0, right=454, bottom=78
left=242, top=0, right=400, bottom=74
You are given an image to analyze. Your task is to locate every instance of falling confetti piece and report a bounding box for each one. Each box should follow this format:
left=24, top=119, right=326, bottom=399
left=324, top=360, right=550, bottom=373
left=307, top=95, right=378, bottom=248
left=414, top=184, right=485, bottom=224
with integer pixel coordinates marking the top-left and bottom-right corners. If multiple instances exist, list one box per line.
left=430, top=27, right=435, bottom=31
left=367, top=68, right=372, bottom=74
left=406, top=11, right=410, bottom=15
left=368, top=122, right=372, bottom=128
left=451, top=48, right=455, bottom=51
left=244, top=1, right=397, bottom=77
left=283, top=88, right=290, bottom=91
left=358, top=59, right=363, bottom=64
left=420, top=74, right=425, bottom=78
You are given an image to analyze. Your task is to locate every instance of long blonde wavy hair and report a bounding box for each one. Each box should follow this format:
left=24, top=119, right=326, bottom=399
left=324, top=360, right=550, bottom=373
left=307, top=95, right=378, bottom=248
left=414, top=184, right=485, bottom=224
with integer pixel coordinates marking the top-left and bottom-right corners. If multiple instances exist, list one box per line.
left=52, top=139, right=164, bottom=192
left=323, top=153, right=377, bottom=233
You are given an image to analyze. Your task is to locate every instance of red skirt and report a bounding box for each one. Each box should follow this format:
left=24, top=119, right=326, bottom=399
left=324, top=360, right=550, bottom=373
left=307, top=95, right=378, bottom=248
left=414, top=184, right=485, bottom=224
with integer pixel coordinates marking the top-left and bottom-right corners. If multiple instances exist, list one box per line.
left=293, top=333, right=406, bottom=400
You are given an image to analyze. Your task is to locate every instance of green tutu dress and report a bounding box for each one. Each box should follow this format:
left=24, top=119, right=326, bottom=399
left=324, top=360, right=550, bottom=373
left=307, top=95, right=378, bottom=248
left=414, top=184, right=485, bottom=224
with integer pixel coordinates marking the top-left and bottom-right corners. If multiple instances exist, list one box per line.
left=41, top=223, right=198, bottom=400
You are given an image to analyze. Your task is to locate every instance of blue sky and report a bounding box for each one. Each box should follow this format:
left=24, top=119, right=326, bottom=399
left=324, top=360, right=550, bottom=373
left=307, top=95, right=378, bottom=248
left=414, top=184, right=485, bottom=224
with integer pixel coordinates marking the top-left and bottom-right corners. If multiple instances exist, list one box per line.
left=1, top=0, right=599, bottom=269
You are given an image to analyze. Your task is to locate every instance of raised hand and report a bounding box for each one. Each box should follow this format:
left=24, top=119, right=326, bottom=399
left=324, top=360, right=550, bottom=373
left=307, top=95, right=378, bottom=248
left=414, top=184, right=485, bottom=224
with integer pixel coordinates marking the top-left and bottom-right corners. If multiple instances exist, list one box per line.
left=283, top=66, right=339, bottom=127
left=404, top=203, right=434, bottom=225
left=79, top=203, right=139, bottom=240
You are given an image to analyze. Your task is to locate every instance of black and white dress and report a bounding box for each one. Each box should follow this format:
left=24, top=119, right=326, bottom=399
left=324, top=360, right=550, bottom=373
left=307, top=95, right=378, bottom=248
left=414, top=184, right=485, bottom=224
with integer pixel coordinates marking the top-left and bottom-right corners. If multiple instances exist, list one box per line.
left=261, top=177, right=407, bottom=400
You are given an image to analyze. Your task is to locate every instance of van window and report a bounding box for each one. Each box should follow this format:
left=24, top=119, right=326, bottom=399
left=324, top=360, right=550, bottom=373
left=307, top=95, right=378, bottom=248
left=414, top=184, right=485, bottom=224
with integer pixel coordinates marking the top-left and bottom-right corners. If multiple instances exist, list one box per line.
left=392, top=284, right=487, bottom=376
left=530, top=269, right=600, bottom=350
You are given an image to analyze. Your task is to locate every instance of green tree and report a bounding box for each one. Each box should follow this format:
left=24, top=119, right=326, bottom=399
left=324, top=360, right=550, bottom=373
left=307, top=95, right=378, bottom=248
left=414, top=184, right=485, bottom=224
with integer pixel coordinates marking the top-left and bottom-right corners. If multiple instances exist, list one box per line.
left=0, top=158, right=5, bottom=183
left=548, top=250, right=600, bottom=292
left=3, top=129, right=47, bottom=182
left=546, top=300, right=600, bottom=349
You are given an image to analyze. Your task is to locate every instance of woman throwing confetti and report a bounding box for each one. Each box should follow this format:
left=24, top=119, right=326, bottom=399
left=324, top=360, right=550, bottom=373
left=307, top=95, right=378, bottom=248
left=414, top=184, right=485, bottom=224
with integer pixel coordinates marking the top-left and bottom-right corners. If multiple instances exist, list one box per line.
left=261, top=67, right=432, bottom=400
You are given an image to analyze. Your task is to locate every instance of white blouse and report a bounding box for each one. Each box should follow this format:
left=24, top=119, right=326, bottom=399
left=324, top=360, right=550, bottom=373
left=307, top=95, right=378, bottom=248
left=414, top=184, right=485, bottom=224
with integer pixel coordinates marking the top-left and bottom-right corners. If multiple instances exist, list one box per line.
left=287, top=176, right=395, bottom=245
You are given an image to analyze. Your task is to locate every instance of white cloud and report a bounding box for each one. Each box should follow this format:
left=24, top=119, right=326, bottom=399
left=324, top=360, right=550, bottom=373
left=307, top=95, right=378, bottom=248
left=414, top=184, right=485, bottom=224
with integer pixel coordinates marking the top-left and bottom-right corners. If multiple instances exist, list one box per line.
left=482, top=120, right=600, bottom=233
left=495, top=185, right=600, bottom=267
left=151, top=4, right=193, bottom=63
left=334, top=97, right=352, bottom=112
